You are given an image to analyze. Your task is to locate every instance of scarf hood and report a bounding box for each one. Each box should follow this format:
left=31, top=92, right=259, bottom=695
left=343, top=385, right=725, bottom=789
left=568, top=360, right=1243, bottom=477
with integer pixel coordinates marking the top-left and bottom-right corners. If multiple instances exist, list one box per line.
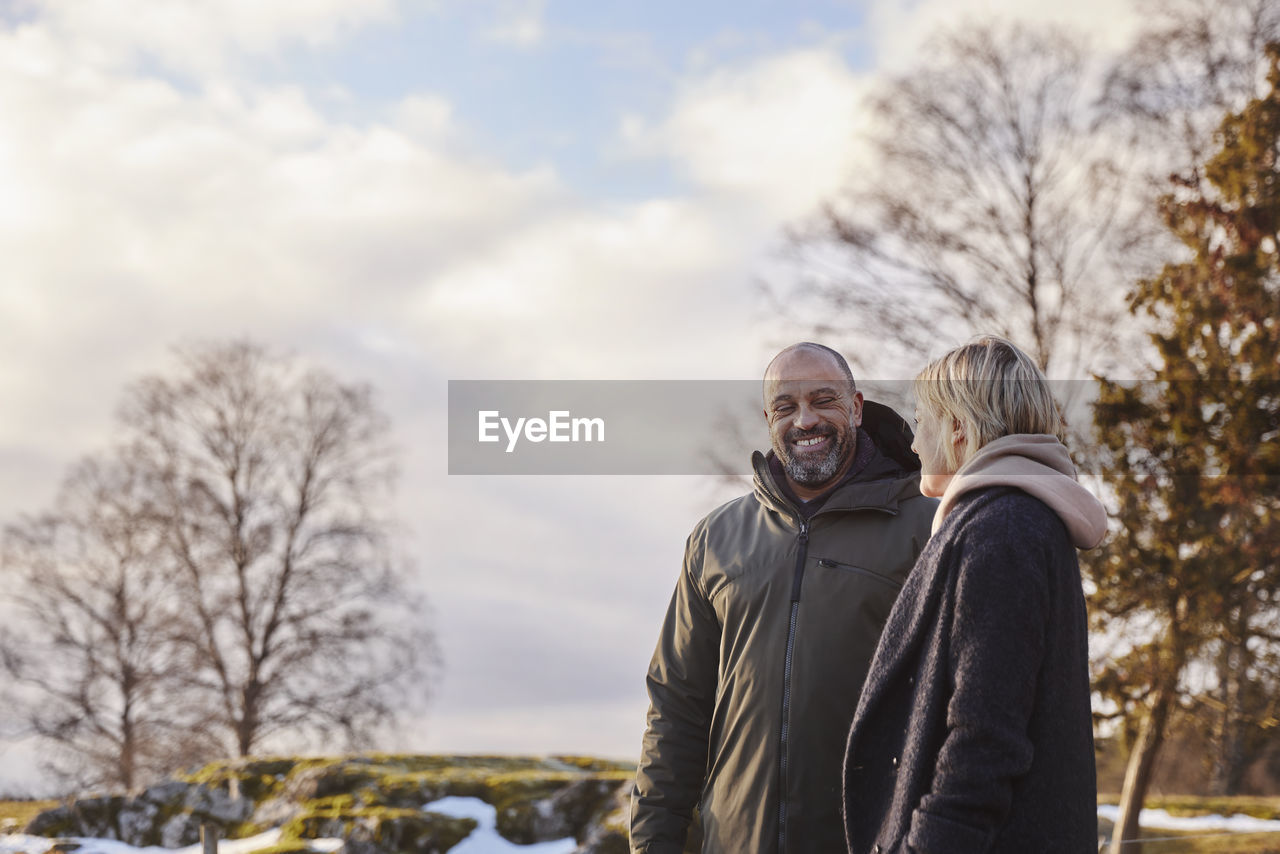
left=933, top=433, right=1107, bottom=549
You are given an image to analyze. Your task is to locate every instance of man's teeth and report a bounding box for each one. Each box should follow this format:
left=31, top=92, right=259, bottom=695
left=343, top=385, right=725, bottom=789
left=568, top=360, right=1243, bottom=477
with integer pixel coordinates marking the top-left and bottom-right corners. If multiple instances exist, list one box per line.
left=796, top=436, right=826, bottom=447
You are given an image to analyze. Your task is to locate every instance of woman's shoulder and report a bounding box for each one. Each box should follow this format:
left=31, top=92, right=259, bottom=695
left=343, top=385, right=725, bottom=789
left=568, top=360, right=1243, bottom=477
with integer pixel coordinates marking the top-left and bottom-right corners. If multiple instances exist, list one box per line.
left=946, top=486, right=1071, bottom=548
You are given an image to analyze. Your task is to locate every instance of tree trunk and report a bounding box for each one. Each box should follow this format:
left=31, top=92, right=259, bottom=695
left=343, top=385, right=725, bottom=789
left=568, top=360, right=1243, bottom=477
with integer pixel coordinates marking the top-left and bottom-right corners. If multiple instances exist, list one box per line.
left=1209, top=607, right=1250, bottom=796
left=1109, top=686, right=1174, bottom=854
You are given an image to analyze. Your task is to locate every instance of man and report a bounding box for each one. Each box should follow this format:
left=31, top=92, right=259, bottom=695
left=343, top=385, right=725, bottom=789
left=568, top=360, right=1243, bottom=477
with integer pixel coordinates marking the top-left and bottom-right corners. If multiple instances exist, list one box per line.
left=630, top=343, right=937, bottom=854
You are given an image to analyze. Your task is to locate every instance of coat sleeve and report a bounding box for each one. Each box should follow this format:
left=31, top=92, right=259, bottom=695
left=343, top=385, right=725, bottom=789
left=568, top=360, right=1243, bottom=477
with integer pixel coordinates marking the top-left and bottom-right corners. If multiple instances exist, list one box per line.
left=906, top=529, right=1049, bottom=854
left=630, top=530, right=722, bottom=854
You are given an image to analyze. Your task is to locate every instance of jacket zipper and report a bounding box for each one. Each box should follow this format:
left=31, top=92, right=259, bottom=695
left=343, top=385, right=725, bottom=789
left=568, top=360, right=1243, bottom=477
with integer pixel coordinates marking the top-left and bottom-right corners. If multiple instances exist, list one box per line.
left=754, top=454, right=901, bottom=851
left=777, top=519, right=809, bottom=853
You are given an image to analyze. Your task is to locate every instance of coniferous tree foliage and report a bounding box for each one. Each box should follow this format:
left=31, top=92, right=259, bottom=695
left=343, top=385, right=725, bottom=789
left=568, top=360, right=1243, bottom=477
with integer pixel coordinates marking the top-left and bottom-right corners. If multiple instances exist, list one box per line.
left=1091, top=44, right=1280, bottom=853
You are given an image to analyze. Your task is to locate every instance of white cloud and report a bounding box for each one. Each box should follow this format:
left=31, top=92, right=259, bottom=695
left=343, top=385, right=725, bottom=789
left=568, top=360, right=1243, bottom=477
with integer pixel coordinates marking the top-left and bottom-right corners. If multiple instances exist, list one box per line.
left=0, top=18, right=565, bottom=486
left=412, top=198, right=763, bottom=378
left=0, top=3, right=933, bottom=776
left=27, top=0, right=396, bottom=75
left=0, top=11, right=776, bottom=784
left=393, top=94, right=460, bottom=145
left=481, top=0, right=546, bottom=47
left=622, top=48, right=873, bottom=221
left=867, top=0, right=1143, bottom=72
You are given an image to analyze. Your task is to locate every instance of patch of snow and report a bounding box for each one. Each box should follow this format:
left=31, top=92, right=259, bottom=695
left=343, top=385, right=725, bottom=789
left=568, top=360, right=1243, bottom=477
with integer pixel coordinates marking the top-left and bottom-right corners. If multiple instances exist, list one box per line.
left=1098, top=804, right=1280, bottom=832
left=0, top=834, right=54, bottom=854
left=423, top=797, right=577, bottom=853
left=0, top=828, right=345, bottom=854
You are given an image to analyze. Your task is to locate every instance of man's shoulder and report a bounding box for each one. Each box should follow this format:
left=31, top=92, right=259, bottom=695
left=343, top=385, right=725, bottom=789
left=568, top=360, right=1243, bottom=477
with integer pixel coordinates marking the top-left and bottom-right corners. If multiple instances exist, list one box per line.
left=895, top=483, right=941, bottom=524
left=828, top=463, right=937, bottom=524
left=694, top=489, right=764, bottom=535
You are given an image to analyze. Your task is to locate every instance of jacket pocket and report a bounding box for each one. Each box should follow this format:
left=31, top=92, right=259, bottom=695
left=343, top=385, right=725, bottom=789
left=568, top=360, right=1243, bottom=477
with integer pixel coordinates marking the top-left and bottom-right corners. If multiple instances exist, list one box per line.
left=815, top=557, right=903, bottom=589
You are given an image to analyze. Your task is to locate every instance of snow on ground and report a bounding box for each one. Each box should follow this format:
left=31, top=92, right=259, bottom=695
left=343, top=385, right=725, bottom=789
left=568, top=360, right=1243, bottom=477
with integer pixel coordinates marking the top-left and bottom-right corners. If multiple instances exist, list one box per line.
left=1097, top=804, right=1280, bottom=833
left=0, top=797, right=577, bottom=854
left=6, top=805, right=1280, bottom=853
left=423, top=797, right=577, bottom=853
left=0, top=828, right=345, bottom=854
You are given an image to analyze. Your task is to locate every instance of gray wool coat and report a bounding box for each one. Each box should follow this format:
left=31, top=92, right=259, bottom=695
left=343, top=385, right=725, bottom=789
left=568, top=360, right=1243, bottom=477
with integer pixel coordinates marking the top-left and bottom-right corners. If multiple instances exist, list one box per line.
left=842, top=487, right=1097, bottom=854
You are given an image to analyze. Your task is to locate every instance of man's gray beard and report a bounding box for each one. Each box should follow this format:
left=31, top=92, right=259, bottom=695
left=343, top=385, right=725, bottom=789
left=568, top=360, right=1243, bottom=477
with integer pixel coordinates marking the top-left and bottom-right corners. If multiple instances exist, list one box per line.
left=778, top=430, right=852, bottom=487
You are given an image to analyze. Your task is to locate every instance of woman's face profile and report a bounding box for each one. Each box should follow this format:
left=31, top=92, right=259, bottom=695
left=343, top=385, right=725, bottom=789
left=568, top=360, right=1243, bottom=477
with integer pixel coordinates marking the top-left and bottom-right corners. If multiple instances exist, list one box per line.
left=911, top=403, right=955, bottom=498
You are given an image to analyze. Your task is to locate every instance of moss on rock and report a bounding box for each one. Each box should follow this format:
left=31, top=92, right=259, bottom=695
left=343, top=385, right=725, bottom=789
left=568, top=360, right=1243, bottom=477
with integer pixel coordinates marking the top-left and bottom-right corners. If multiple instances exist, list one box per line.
left=179, top=758, right=299, bottom=802
left=282, top=802, right=476, bottom=854
left=547, top=756, right=635, bottom=773
left=244, top=844, right=319, bottom=854
left=23, top=804, right=78, bottom=838
left=26, top=754, right=639, bottom=852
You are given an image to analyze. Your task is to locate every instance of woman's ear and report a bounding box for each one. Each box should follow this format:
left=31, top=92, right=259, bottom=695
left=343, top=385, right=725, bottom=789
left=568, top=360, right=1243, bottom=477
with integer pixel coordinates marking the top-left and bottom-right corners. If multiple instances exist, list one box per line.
left=950, top=416, right=966, bottom=451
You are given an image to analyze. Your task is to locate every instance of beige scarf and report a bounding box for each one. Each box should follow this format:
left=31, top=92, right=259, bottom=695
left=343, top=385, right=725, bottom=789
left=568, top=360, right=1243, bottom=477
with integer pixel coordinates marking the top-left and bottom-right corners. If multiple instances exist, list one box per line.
left=933, top=433, right=1108, bottom=549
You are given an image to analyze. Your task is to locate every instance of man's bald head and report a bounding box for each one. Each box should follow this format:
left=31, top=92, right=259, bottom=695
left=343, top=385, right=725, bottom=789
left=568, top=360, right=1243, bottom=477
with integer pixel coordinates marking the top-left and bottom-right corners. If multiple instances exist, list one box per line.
left=763, top=343, right=857, bottom=400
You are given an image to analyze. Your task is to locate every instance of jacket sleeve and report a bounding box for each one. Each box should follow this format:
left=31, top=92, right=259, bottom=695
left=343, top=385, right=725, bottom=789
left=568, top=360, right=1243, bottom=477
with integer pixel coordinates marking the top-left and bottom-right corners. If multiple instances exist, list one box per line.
left=907, top=531, right=1048, bottom=854
left=630, top=530, right=721, bottom=854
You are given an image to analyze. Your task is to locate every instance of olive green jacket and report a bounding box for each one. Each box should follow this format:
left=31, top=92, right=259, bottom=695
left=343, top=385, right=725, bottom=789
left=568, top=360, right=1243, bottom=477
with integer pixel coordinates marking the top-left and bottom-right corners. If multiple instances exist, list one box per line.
left=631, top=404, right=937, bottom=854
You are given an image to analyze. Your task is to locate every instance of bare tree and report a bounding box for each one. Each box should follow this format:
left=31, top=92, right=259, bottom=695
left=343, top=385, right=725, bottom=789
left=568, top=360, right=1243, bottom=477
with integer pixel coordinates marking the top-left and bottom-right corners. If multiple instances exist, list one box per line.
left=787, top=22, right=1136, bottom=379
left=1102, top=0, right=1280, bottom=194
left=1, top=455, right=213, bottom=790
left=3, top=340, right=436, bottom=784
left=120, top=340, right=435, bottom=758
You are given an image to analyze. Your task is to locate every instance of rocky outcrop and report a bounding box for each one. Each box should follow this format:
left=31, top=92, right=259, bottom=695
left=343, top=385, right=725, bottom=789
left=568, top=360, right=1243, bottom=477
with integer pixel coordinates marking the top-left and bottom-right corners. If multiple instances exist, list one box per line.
left=23, top=754, right=634, bottom=853
left=24, top=781, right=252, bottom=848
left=283, top=805, right=476, bottom=853
left=495, top=775, right=628, bottom=844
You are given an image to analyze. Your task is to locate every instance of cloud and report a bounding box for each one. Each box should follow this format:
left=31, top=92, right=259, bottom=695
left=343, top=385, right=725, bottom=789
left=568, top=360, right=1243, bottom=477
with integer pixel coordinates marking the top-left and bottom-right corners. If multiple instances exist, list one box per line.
left=0, top=16, right=562, bottom=501
left=481, top=0, right=546, bottom=47
left=24, top=0, right=396, bottom=75
left=0, top=4, right=864, bottom=776
left=866, top=0, right=1143, bottom=72
left=411, top=198, right=767, bottom=379
left=621, top=48, right=872, bottom=221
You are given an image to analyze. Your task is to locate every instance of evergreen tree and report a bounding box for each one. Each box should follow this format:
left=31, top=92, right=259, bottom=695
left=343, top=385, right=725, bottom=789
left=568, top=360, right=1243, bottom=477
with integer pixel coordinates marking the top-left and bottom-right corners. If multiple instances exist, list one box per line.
left=1092, top=43, right=1280, bottom=854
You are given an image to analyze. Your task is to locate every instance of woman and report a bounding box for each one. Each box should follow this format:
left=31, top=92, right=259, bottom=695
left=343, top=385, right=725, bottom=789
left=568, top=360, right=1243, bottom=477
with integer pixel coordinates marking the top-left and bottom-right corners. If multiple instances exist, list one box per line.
left=842, top=336, right=1107, bottom=854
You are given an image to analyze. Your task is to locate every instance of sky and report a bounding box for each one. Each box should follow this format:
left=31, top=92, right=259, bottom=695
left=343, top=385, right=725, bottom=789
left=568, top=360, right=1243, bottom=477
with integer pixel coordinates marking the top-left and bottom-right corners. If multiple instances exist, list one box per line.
left=0, top=0, right=1145, bottom=793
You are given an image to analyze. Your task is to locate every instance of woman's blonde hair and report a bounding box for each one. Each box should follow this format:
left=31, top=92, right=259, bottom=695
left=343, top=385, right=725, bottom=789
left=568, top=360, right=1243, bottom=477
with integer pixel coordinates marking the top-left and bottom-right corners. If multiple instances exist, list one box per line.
left=914, top=336, right=1065, bottom=471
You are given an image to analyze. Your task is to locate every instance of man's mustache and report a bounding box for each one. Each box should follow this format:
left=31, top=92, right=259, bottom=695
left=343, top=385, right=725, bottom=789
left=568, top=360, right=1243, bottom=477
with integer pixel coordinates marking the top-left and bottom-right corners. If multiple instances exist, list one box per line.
left=785, top=425, right=837, bottom=445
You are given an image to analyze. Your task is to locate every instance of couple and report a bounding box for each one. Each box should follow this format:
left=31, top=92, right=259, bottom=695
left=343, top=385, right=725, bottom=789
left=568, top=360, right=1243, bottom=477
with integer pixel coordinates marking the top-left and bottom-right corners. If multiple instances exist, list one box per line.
left=630, top=337, right=1108, bottom=854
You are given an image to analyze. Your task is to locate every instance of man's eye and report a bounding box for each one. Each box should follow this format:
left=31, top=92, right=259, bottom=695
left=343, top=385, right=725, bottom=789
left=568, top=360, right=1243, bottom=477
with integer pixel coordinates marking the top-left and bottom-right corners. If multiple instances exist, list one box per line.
left=814, top=397, right=835, bottom=406
left=775, top=405, right=794, bottom=415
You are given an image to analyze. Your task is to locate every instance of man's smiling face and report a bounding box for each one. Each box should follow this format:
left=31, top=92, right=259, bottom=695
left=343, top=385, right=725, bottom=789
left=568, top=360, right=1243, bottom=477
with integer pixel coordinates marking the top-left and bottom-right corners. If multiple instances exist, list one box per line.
left=763, top=347, right=863, bottom=501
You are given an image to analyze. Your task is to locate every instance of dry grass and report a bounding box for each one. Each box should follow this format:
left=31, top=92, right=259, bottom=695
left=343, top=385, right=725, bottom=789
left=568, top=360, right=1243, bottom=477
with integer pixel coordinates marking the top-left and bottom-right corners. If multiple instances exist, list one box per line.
left=0, top=799, right=59, bottom=831
left=1098, top=805, right=1280, bottom=853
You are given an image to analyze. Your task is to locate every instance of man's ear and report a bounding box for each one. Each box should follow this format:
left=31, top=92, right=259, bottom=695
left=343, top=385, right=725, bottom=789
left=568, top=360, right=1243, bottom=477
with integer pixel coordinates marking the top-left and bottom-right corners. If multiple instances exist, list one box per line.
left=851, top=391, right=864, bottom=427
left=950, top=416, right=966, bottom=449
